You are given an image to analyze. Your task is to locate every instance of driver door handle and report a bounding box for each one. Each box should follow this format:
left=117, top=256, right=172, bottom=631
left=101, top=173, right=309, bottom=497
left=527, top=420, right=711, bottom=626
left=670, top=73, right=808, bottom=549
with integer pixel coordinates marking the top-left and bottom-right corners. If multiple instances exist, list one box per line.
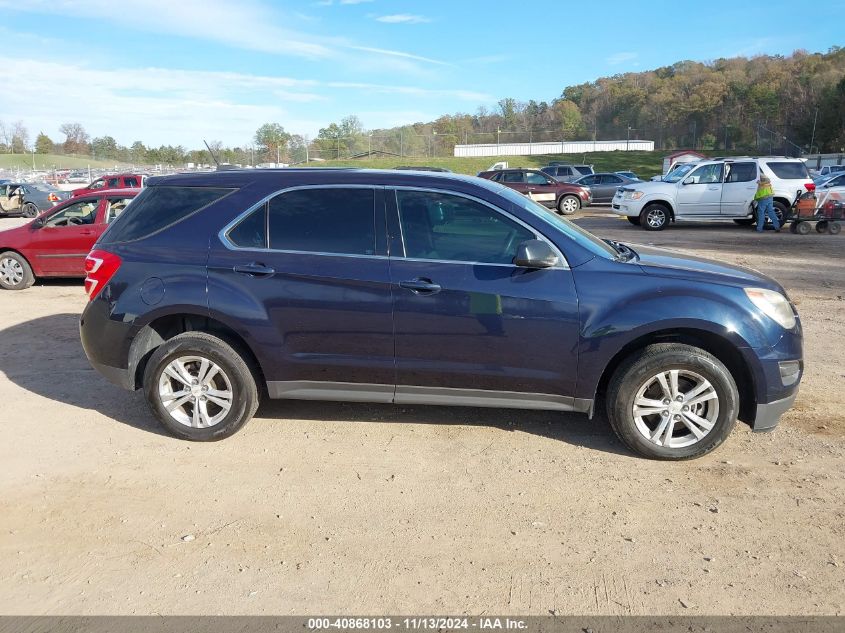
left=399, top=278, right=441, bottom=294
left=234, top=262, right=275, bottom=277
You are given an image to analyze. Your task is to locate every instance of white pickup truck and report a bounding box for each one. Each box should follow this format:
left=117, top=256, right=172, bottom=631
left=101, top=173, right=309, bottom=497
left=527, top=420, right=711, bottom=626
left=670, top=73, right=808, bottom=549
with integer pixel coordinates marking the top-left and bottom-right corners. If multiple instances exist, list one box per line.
left=612, top=157, right=813, bottom=230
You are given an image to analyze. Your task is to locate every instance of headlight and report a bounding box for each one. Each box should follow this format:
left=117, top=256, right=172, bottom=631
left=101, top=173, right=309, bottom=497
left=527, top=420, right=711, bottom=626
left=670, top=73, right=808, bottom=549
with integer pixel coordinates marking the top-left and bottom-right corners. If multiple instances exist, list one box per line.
left=744, top=288, right=796, bottom=329
left=623, top=190, right=645, bottom=200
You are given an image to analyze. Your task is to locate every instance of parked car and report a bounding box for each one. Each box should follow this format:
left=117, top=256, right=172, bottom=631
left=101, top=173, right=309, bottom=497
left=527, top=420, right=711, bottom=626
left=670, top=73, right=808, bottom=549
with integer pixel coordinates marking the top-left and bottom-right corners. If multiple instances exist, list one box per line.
left=78, top=169, right=802, bottom=460
left=0, top=189, right=138, bottom=290
left=477, top=168, right=591, bottom=214
left=611, top=157, right=813, bottom=230
left=573, top=172, right=640, bottom=203
left=540, top=165, right=582, bottom=182
left=615, top=171, right=639, bottom=180
left=0, top=182, right=70, bottom=218
left=547, top=162, right=594, bottom=175
left=72, top=173, right=146, bottom=197
left=817, top=165, right=845, bottom=178
left=813, top=172, right=845, bottom=212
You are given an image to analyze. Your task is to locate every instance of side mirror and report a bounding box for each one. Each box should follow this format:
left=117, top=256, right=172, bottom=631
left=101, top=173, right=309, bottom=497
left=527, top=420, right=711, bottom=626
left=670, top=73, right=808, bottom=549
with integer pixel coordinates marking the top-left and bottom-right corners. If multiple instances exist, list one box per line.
left=31, top=217, right=44, bottom=229
left=514, top=239, right=558, bottom=269
left=682, top=176, right=695, bottom=185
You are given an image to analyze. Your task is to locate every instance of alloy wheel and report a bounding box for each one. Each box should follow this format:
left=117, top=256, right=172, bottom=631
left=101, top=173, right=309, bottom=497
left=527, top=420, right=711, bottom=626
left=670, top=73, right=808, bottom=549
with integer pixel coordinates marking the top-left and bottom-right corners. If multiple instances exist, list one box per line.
left=559, top=196, right=579, bottom=214
left=631, top=369, right=719, bottom=448
left=646, top=208, right=666, bottom=228
left=157, top=355, right=234, bottom=428
left=0, top=257, right=24, bottom=287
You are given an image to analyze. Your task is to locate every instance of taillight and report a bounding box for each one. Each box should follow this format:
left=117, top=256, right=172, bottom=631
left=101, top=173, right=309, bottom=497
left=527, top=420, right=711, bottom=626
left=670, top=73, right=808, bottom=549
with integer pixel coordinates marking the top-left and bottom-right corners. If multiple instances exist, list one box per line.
left=84, top=249, right=122, bottom=300
left=48, top=193, right=60, bottom=202
left=805, top=182, right=816, bottom=192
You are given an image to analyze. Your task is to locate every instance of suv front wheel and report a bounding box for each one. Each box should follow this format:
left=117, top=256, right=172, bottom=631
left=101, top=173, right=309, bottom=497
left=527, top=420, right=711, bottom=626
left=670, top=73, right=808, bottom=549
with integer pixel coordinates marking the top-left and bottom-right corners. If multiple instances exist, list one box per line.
left=640, top=204, right=669, bottom=230
left=143, top=332, right=260, bottom=440
left=606, top=343, right=739, bottom=460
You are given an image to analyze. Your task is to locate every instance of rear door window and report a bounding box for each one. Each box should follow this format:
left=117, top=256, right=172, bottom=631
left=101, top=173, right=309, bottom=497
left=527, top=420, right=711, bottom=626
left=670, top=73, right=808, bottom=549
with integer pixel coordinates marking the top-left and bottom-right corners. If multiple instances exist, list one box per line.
left=268, top=188, right=376, bottom=255
left=104, top=196, right=135, bottom=223
left=501, top=172, right=525, bottom=183
left=100, top=186, right=234, bottom=243
left=226, top=206, right=267, bottom=249
left=766, top=162, right=809, bottom=179
left=725, top=162, right=757, bottom=183
left=525, top=172, right=550, bottom=185
left=124, top=177, right=139, bottom=187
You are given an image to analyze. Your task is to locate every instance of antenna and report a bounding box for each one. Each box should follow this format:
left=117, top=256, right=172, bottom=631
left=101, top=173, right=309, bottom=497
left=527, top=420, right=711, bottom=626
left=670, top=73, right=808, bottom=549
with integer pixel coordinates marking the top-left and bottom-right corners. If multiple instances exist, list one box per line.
left=203, top=140, right=220, bottom=167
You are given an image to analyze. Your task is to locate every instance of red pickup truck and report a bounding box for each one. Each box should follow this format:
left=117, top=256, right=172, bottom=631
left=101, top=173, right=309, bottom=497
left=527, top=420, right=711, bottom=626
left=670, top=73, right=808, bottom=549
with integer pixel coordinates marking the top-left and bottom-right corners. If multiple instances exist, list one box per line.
left=72, top=173, right=146, bottom=197
left=0, top=188, right=139, bottom=290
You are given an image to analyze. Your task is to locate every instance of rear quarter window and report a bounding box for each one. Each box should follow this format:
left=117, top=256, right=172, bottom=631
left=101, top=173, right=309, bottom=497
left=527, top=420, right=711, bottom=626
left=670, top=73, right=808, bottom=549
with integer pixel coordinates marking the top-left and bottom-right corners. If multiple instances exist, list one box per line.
left=766, top=162, right=809, bottom=179
left=99, top=185, right=234, bottom=243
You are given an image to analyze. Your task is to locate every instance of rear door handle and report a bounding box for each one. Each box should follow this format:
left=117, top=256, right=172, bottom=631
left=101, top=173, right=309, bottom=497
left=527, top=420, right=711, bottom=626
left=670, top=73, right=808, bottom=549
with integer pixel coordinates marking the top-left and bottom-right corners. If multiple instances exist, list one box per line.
left=233, top=262, right=275, bottom=277
left=399, top=278, right=441, bottom=294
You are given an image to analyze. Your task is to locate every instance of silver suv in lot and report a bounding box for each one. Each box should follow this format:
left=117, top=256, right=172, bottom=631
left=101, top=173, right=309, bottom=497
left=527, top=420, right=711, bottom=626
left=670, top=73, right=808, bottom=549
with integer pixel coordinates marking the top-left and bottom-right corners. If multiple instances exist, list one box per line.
left=611, top=157, right=813, bottom=230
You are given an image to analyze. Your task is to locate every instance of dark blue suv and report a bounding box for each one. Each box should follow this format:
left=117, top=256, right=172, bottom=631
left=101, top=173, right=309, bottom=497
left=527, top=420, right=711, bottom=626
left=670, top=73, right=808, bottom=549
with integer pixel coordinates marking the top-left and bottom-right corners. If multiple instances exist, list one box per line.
left=79, top=169, right=803, bottom=459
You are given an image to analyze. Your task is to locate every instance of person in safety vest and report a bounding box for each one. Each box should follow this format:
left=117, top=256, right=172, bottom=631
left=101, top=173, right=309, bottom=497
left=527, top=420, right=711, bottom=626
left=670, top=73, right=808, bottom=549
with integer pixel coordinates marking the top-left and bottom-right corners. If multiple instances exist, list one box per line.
left=754, top=174, right=780, bottom=233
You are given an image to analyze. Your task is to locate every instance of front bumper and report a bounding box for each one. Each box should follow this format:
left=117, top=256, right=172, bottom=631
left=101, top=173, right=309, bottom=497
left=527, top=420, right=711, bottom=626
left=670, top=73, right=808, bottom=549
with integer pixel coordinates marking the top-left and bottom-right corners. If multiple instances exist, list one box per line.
left=752, top=390, right=798, bottom=432
left=611, top=199, right=638, bottom=216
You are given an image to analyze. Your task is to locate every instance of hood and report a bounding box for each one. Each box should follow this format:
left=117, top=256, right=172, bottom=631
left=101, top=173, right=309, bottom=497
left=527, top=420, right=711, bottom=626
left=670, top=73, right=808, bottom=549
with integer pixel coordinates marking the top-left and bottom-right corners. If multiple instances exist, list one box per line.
left=631, top=243, right=784, bottom=292
left=0, top=221, right=34, bottom=246
left=619, top=180, right=676, bottom=194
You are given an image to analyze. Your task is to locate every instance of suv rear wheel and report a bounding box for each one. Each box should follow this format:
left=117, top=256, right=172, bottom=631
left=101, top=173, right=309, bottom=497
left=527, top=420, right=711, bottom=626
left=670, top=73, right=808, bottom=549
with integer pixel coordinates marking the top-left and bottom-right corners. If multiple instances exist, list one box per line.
left=606, top=343, right=739, bottom=460
left=143, top=332, right=259, bottom=441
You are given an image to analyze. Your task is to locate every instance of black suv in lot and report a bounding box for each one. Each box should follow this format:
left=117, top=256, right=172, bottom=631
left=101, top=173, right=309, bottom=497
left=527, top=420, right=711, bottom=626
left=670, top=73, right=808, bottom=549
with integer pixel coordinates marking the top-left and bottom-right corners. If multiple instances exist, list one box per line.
left=80, top=169, right=802, bottom=460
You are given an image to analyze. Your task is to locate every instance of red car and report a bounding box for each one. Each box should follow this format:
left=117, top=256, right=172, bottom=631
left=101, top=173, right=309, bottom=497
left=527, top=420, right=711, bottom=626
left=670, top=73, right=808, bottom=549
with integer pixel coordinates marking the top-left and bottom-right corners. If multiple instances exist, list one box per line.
left=0, top=188, right=139, bottom=290
left=477, top=168, right=592, bottom=215
left=72, top=173, right=146, bottom=197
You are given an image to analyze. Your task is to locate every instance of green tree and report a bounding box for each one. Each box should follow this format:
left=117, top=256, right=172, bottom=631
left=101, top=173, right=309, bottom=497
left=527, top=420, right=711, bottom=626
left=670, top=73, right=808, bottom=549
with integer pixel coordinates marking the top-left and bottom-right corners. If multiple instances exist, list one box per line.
left=35, top=132, right=53, bottom=154
left=254, top=123, right=290, bottom=163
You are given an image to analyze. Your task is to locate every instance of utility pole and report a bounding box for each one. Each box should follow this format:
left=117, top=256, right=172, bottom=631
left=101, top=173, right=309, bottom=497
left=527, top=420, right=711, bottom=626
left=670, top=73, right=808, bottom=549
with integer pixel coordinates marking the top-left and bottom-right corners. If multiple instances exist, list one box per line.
left=692, top=121, right=697, bottom=150
left=810, top=105, right=819, bottom=155
left=724, top=124, right=729, bottom=151
left=432, top=131, right=437, bottom=158
left=400, top=129, right=404, bottom=157
left=497, top=128, right=501, bottom=155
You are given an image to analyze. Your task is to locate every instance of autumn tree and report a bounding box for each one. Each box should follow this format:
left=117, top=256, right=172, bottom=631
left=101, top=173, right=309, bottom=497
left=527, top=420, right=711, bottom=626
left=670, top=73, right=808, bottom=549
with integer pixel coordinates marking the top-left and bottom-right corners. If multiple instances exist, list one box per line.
left=60, top=122, right=89, bottom=155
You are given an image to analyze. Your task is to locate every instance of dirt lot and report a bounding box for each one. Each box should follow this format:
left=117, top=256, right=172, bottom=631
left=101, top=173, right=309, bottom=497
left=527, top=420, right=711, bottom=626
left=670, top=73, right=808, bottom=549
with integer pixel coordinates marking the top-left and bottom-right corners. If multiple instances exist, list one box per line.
left=0, top=213, right=843, bottom=616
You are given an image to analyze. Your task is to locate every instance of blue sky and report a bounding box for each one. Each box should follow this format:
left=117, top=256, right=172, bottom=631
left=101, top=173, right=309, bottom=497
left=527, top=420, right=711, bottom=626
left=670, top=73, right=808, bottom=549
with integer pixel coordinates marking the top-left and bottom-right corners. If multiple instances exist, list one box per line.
left=0, top=0, right=842, bottom=148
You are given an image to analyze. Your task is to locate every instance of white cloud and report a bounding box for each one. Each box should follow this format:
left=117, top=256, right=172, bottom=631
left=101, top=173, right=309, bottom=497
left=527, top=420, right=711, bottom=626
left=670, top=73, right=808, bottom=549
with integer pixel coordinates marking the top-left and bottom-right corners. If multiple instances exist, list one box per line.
left=0, top=57, right=491, bottom=146
left=606, top=51, right=638, bottom=65
left=0, top=0, right=446, bottom=68
left=375, top=14, right=431, bottom=24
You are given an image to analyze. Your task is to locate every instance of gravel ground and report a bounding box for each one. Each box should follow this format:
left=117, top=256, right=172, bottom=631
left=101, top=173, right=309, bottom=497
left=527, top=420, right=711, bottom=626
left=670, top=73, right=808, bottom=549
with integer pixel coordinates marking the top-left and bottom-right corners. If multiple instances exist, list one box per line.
left=0, top=212, right=843, bottom=615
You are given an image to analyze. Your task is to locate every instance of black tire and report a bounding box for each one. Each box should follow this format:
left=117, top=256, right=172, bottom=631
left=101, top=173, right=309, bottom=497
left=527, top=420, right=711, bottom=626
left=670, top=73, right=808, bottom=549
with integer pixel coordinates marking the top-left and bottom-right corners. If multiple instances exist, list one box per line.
left=0, top=251, right=35, bottom=290
left=789, top=222, right=798, bottom=234
left=733, top=218, right=754, bottom=226
left=795, top=221, right=811, bottom=235
left=640, top=204, right=669, bottom=231
left=143, top=332, right=259, bottom=441
left=626, top=216, right=641, bottom=226
left=22, top=203, right=39, bottom=218
left=557, top=195, right=580, bottom=215
left=773, top=200, right=789, bottom=224
left=605, top=343, right=739, bottom=460
left=816, top=220, right=829, bottom=234
left=829, top=222, right=841, bottom=235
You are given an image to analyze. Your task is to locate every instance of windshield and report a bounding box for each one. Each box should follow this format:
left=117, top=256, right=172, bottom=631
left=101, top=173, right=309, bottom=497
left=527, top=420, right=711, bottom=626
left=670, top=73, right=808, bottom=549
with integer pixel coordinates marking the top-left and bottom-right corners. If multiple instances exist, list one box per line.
left=662, top=163, right=696, bottom=183
left=492, top=183, right=618, bottom=259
